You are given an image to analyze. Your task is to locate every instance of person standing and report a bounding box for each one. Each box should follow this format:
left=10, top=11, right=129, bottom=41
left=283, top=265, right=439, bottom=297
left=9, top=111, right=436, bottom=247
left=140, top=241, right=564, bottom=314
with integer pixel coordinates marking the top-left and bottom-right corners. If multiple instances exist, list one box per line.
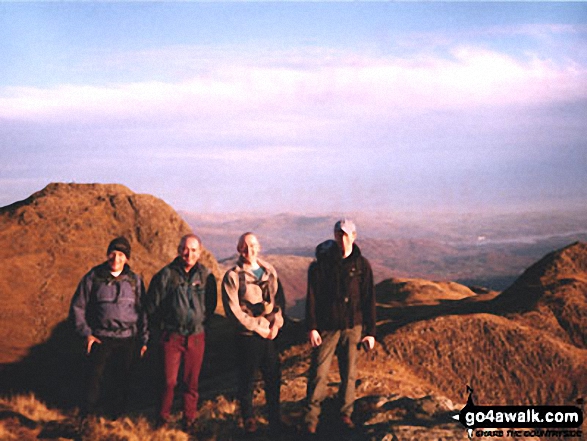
left=222, top=232, right=284, bottom=435
left=146, top=234, right=217, bottom=433
left=70, top=236, right=148, bottom=419
left=304, top=219, right=376, bottom=434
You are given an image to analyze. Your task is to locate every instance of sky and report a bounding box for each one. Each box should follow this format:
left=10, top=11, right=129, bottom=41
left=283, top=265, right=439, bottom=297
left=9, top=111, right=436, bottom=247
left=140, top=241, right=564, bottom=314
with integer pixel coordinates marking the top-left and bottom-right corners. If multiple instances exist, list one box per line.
left=1, top=1, right=586, bottom=214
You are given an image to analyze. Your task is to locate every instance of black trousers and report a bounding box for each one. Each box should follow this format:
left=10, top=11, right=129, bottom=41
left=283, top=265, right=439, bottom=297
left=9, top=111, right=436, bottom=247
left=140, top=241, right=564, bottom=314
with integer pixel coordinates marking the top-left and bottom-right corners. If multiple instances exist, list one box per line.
left=235, top=333, right=281, bottom=424
left=84, top=336, right=137, bottom=417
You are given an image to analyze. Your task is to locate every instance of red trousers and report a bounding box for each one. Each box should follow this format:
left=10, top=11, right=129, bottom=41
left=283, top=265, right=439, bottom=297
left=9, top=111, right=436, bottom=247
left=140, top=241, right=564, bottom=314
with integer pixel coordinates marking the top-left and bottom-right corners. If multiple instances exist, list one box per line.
left=159, top=332, right=205, bottom=422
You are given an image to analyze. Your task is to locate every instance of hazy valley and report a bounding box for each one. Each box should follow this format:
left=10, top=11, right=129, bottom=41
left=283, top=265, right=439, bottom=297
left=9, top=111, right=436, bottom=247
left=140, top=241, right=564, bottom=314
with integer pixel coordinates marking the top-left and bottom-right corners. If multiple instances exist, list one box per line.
left=183, top=210, right=587, bottom=319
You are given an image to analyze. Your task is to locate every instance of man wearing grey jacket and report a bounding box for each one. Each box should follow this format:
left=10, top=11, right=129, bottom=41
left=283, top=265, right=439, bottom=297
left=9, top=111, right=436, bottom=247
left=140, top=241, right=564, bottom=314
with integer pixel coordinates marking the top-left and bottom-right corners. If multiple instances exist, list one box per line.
left=70, top=236, right=148, bottom=419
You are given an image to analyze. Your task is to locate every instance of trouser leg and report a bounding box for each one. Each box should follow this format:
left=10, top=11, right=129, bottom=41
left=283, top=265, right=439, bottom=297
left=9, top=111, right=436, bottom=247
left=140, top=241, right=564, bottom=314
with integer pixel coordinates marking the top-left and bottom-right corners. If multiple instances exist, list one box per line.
left=236, top=334, right=262, bottom=421
left=160, top=333, right=184, bottom=421
left=260, top=339, right=281, bottom=425
left=85, top=338, right=113, bottom=415
left=304, top=330, right=340, bottom=426
left=338, top=325, right=362, bottom=418
left=182, top=332, right=205, bottom=422
left=108, top=337, right=136, bottom=417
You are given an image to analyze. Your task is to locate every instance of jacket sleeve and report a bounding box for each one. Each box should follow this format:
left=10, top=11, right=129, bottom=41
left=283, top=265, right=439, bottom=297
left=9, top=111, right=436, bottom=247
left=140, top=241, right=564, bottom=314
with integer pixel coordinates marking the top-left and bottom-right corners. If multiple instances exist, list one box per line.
left=268, top=273, right=285, bottom=328
left=137, top=276, right=149, bottom=346
left=305, top=261, right=318, bottom=331
left=145, top=269, right=166, bottom=332
left=360, top=258, right=376, bottom=337
left=205, top=272, right=218, bottom=321
left=222, top=269, right=270, bottom=336
left=253, top=259, right=284, bottom=329
left=275, top=279, right=286, bottom=314
left=69, top=271, right=94, bottom=338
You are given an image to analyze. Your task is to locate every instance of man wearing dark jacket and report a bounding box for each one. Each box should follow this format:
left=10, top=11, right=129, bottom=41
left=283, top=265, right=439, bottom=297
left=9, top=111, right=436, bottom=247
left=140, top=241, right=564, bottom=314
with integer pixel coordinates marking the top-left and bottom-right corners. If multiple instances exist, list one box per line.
left=70, top=236, right=148, bottom=419
left=146, top=234, right=217, bottom=433
left=304, top=219, right=376, bottom=434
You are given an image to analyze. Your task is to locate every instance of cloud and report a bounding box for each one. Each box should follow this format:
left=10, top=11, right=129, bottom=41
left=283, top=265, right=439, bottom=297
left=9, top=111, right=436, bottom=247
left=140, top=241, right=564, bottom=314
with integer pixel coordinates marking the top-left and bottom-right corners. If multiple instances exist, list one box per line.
left=1, top=31, right=585, bottom=213
left=1, top=43, right=585, bottom=127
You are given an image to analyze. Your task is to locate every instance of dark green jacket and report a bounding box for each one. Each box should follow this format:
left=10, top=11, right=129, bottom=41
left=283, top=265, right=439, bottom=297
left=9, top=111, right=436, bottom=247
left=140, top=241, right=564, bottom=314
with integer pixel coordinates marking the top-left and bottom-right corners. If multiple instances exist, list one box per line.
left=146, top=257, right=217, bottom=336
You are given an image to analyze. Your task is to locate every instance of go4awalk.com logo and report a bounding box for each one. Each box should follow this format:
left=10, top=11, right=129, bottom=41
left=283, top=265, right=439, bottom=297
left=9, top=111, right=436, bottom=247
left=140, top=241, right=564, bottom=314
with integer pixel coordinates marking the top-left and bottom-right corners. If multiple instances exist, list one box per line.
left=452, top=387, right=583, bottom=439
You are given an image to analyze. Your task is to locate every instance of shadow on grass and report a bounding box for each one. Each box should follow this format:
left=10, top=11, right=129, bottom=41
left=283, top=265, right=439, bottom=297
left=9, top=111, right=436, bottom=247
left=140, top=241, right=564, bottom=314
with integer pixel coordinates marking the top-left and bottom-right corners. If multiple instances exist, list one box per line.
left=0, top=312, right=307, bottom=416
left=0, top=319, right=87, bottom=410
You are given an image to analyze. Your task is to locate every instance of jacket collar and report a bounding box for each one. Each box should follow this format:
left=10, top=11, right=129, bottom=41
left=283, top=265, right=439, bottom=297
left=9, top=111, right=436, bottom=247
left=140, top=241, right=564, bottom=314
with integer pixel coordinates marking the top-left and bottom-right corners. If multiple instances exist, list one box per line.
left=170, top=256, right=201, bottom=278
left=315, top=240, right=361, bottom=263
left=96, top=261, right=132, bottom=279
left=236, top=256, right=272, bottom=277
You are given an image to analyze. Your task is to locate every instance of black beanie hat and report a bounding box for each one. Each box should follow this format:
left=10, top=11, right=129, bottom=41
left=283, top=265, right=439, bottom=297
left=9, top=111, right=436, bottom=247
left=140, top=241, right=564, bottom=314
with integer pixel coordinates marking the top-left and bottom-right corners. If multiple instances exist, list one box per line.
left=107, top=236, right=131, bottom=259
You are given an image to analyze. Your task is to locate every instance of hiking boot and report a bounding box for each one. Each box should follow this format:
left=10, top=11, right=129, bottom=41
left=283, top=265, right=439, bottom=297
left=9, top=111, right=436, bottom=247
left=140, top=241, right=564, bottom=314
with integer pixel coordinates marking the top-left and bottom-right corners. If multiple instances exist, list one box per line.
left=244, top=417, right=258, bottom=434
left=269, top=420, right=284, bottom=437
left=183, top=418, right=197, bottom=435
left=340, top=415, right=355, bottom=430
left=77, top=414, right=93, bottom=436
left=154, top=417, right=169, bottom=430
left=304, top=420, right=318, bottom=435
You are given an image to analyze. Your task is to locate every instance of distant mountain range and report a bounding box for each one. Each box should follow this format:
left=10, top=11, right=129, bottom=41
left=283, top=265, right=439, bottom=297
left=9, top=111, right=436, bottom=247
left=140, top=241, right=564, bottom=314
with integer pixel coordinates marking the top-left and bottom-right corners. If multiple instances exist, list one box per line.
left=183, top=209, right=587, bottom=318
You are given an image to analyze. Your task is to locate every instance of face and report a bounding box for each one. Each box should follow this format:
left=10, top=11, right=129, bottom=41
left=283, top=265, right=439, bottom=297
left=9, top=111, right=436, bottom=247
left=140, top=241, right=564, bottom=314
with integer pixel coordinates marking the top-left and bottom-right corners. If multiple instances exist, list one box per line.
left=238, top=234, right=260, bottom=265
left=334, top=229, right=356, bottom=255
left=179, top=236, right=201, bottom=270
left=107, top=250, right=128, bottom=273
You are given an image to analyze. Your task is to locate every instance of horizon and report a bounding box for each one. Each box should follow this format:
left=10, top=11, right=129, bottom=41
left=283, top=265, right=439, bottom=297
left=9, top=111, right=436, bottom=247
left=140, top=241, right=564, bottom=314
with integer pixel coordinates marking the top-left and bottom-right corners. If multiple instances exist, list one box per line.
left=4, top=180, right=587, bottom=219
left=1, top=2, right=586, bottom=214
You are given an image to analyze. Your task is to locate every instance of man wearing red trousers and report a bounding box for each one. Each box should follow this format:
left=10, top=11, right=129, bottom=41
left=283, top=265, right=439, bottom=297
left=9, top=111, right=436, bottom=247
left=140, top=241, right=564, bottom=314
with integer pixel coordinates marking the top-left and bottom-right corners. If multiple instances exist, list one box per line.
left=146, top=234, right=217, bottom=433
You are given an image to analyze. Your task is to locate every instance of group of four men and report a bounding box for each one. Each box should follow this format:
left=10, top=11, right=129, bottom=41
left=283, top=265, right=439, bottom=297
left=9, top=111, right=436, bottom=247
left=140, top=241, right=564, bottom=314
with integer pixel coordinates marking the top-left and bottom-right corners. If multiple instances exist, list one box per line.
left=70, top=219, right=376, bottom=436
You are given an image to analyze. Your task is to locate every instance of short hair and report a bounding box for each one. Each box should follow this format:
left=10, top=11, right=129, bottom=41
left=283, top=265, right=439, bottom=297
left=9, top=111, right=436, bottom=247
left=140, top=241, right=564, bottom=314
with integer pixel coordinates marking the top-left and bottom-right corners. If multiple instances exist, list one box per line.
left=178, top=233, right=201, bottom=250
left=237, top=232, right=257, bottom=252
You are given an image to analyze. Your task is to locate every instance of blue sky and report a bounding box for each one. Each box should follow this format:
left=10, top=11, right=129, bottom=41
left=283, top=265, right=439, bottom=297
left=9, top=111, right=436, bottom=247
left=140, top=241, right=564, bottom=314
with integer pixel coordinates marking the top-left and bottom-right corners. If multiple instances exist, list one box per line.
left=1, top=2, right=586, bottom=214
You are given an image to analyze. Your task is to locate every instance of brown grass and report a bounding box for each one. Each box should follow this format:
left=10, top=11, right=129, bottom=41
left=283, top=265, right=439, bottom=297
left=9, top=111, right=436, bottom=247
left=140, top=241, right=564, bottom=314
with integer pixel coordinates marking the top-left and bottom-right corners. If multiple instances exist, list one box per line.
left=0, top=394, right=192, bottom=440
left=81, top=415, right=190, bottom=441
left=0, top=393, right=64, bottom=422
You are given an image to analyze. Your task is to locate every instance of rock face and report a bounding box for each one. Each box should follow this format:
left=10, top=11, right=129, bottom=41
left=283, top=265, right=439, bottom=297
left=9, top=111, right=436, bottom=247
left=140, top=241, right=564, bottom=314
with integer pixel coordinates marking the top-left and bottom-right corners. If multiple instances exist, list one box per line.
left=0, top=183, right=219, bottom=363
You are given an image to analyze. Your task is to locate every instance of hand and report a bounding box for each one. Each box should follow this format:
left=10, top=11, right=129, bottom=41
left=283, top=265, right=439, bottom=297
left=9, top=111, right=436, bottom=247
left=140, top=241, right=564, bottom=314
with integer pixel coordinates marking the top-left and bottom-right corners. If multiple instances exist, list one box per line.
left=140, top=345, right=148, bottom=358
left=86, top=335, right=102, bottom=354
left=267, top=325, right=280, bottom=340
left=309, top=330, right=322, bottom=348
left=258, top=324, right=271, bottom=339
left=361, top=336, right=375, bottom=351
left=272, top=312, right=284, bottom=329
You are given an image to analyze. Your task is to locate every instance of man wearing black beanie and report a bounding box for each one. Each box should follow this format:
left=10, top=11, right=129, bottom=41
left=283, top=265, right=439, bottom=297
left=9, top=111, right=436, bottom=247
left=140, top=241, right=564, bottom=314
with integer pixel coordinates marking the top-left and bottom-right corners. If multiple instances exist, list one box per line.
left=107, top=236, right=132, bottom=260
left=70, top=236, right=148, bottom=419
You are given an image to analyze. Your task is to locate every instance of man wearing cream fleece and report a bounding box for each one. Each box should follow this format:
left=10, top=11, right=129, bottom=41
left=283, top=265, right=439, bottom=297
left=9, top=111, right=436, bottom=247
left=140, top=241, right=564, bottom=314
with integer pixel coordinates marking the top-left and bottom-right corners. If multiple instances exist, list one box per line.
left=222, top=232, right=284, bottom=435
